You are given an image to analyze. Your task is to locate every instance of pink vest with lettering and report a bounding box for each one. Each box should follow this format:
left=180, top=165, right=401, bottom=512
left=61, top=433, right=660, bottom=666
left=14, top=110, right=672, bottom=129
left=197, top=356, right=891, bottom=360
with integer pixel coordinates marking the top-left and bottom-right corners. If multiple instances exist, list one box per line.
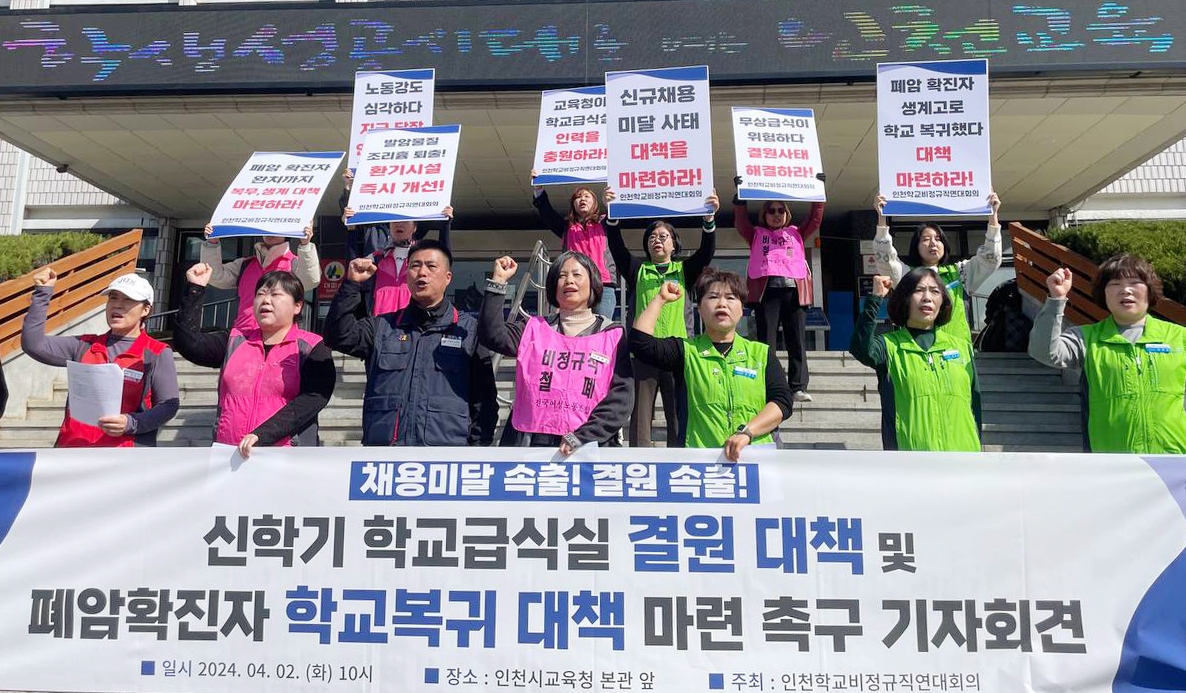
left=373, top=250, right=412, bottom=316
left=746, top=225, right=807, bottom=280
left=565, top=218, right=614, bottom=284
left=512, top=317, right=622, bottom=436
left=216, top=326, right=322, bottom=446
left=235, top=249, right=297, bottom=331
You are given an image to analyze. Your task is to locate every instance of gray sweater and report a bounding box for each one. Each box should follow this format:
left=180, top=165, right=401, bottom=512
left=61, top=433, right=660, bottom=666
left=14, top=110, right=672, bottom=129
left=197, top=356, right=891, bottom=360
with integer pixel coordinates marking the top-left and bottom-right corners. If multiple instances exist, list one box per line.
left=21, top=285, right=180, bottom=438
left=1028, top=296, right=1186, bottom=411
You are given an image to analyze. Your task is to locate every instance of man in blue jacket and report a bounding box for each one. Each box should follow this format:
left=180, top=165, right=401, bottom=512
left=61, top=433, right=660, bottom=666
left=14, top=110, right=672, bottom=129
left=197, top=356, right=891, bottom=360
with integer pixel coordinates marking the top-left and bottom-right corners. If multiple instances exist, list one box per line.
left=324, top=239, right=498, bottom=446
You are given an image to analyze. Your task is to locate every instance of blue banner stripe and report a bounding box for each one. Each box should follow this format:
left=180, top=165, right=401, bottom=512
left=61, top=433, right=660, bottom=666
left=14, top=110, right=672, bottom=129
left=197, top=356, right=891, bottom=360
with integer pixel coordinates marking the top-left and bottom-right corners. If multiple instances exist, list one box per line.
left=0, top=452, right=36, bottom=548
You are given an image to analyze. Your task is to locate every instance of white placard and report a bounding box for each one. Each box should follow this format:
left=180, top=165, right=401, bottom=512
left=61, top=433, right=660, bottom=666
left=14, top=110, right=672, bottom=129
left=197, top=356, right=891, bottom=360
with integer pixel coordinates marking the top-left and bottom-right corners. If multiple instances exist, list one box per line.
left=208, top=152, right=344, bottom=239
left=605, top=65, right=713, bottom=219
left=732, top=107, right=826, bottom=202
left=531, top=86, right=608, bottom=186
left=1, top=447, right=1185, bottom=693
left=345, top=125, right=460, bottom=225
left=877, top=59, right=992, bottom=216
left=64, top=361, right=124, bottom=426
left=348, top=69, right=435, bottom=171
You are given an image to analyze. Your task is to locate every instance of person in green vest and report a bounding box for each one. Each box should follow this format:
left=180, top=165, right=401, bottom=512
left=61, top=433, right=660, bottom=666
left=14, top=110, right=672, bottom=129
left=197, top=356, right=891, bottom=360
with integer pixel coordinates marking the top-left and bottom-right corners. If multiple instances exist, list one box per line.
left=604, top=187, right=719, bottom=448
left=1029, top=255, right=1186, bottom=453
left=872, top=191, right=1002, bottom=346
left=630, top=267, right=793, bottom=461
left=849, top=268, right=982, bottom=452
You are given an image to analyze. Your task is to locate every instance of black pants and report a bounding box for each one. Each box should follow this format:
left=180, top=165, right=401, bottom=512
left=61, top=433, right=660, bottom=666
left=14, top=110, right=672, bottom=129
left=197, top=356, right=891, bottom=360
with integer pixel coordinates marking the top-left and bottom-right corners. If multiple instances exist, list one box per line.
left=629, top=358, right=683, bottom=447
left=755, top=285, right=809, bottom=392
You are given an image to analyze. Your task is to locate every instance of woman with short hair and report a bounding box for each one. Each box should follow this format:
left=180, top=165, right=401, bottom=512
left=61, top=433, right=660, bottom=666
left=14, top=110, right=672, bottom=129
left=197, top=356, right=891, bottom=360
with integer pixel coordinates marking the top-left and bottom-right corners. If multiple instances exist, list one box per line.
left=175, top=264, right=335, bottom=457
left=871, top=192, right=1002, bottom=346
left=630, top=267, right=793, bottom=461
left=849, top=267, right=982, bottom=452
left=1029, top=254, right=1186, bottom=453
left=479, top=250, right=633, bottom=455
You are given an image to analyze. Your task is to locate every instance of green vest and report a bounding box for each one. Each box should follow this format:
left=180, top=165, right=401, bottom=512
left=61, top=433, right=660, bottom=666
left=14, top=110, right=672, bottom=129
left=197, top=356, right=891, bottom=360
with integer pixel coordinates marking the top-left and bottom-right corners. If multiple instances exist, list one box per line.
left=682, top=334, right=773, bottom=448
left=883, top=328, right=981, bottom=452
left=635, top=260, right=687, bottom=339
left=1082, top=315, right=1186, bottom=454
left=935, top=263, right=972, bottom=347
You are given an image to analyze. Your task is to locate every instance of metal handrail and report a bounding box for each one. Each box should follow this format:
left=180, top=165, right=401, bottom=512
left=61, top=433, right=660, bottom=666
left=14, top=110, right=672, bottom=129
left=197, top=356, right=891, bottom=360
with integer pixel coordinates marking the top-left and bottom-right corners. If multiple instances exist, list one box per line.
left=145, top=297, right=238, bottom=337
left=491, top=240, right=552, bottom=402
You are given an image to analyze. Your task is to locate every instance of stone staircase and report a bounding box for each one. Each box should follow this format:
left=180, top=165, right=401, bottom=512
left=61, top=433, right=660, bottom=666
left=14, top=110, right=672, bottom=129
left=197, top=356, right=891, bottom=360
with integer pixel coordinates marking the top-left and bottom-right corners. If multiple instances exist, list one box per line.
left=0, top=350, right=1081, bottom=452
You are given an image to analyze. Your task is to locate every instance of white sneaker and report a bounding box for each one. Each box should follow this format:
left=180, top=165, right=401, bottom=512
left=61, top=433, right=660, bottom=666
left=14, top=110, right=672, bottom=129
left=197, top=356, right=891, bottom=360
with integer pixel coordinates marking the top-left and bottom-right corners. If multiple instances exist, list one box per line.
left=793, top=391, right=813, bottom=403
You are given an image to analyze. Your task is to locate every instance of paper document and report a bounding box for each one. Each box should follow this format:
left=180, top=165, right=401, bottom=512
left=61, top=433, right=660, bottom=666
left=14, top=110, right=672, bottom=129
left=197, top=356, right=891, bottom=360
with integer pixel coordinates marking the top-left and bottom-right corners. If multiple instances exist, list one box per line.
left=65, top=361, right=125, bottom=426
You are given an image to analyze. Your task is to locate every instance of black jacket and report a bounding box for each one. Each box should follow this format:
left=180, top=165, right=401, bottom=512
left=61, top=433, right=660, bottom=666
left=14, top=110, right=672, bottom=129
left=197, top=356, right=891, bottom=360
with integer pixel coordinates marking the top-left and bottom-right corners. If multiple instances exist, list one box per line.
left=325, top=281, right=498, bottom=446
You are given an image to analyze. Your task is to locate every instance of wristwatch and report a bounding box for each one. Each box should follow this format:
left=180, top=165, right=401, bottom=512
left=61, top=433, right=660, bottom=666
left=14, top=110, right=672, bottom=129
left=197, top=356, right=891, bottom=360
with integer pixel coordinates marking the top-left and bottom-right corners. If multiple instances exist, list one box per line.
left=735, top=424, right=753, bottom=441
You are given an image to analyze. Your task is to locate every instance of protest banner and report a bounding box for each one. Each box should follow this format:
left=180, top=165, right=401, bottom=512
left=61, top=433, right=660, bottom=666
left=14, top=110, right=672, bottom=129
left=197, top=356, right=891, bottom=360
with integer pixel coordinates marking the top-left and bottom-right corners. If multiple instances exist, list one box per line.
left=531, top=86, right=608, bottom=186
left=344, top=125, right=460, bottom=225
left=348, top=69, right=436, bottom=171
left=732, top=107, right=826, bottom=202
left=605, top=65, right=713, bottom=219
left=1, top=446, right=1184, bottom=693
left=877, top=59, right=992, bottom=216
left=208, top=152, right=344, bottom=239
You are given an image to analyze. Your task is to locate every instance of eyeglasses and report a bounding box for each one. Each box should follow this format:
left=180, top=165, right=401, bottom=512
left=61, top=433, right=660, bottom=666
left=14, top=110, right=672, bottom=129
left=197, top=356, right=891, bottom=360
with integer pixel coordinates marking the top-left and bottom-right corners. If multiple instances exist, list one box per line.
left=650, top=234, right=673, bottom=242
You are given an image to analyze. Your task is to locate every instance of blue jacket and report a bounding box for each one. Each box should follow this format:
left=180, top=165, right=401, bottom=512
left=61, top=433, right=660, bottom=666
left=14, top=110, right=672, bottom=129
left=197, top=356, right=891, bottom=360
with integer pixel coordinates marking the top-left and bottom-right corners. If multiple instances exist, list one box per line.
left=325, top=281, right=498, bottom=446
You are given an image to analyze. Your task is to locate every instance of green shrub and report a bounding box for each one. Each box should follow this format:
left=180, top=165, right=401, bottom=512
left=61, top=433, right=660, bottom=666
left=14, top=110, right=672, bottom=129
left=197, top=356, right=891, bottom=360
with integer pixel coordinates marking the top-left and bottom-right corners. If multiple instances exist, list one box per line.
left=0, top=232, right=105, bottom=281
left=1048, top=220, right=1186, bottom=304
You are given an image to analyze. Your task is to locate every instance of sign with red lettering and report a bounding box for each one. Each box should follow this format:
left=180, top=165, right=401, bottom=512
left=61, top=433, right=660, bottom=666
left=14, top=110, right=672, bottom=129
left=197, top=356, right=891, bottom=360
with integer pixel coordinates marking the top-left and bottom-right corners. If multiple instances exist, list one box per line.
left=877, top=59, right=992, bottom=216
left=732, top=107, right=825, bottom=202
left=531, top=86, right=608, bottom=186
left=348, top=69, right=435, bottom=171
left=605, top=65, right=713, bottom=219
left=208, top=152, right=344, bottom=239
left=345, top=125, right=460, bottom=225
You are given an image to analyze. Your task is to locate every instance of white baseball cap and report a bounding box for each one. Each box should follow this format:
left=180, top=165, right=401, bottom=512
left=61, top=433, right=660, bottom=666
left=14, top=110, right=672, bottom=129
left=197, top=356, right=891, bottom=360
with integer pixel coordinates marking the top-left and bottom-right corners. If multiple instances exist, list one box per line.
left=101, top=273, right=154, bottom=305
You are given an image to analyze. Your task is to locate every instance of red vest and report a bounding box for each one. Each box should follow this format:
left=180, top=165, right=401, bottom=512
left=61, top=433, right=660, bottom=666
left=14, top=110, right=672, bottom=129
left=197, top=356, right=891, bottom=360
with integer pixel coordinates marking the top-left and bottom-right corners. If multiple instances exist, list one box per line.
left=234, top=249, right=297, bottom=331
left=56, top=331, right=167, bottom=448
left=215, top=326, right=323, bottom=446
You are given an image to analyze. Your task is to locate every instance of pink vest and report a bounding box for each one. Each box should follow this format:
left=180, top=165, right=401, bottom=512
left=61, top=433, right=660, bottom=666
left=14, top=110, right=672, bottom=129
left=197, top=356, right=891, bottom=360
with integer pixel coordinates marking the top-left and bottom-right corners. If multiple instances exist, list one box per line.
left=746, top=225, right=807, bottom=280
left=512, top=317, right=622, bottom=436
left=373, top=250, right=412, bottom=316
left=235, top=249, right=297, bottom=332
left=215, top=326, right=322, bottom=446
left=565, top=218, right=614, bottom=284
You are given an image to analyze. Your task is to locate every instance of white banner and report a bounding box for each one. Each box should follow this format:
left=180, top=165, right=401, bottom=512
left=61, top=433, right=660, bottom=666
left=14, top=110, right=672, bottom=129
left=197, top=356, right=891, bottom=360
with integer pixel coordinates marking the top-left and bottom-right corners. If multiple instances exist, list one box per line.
left=208, top=152, right=344, bottom=239
left=531, top=86, right=608, bottom=186
left=2, top=447, right=1186, bottom=692
left=605, top=65, right=713, bottom=219
left=344, top=125, right=460, bottom=225
left=877, top=59, right=992, bottom=216
left=348, top=69, right=435, bottom=171
left=732, top=107, right=826, bottom=203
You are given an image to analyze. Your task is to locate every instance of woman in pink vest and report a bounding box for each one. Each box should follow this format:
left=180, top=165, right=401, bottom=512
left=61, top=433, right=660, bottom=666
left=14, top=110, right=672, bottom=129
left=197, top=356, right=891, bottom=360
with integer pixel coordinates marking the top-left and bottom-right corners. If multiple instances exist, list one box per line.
left=22, top=270, right=180, bottom=447
left=341, top=206, right=453, bottom=316
left=200, top=224, right=321, bottom=332
left=174, top=264, right=336, bottom=458
left=733, top=176, right=825, bottom=403
left=479, top=251, right=634, bottom=455
left=531, top=171, right=618, bottom=320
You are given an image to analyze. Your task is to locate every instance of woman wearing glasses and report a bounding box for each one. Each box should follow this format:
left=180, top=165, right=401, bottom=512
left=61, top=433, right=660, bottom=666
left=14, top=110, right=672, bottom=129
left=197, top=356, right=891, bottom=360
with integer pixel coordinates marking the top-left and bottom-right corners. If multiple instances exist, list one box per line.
left=603, top=188, right=720, bottom=447
left=849, top=268, right=982, bottom=452
left=734, top=182, right=825, bottom=403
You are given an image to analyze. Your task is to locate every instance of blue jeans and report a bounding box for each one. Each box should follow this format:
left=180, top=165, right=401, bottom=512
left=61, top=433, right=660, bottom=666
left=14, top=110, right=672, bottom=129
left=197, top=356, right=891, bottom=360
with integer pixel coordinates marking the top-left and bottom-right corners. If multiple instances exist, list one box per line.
left=596, top=284, right=617, bottom=321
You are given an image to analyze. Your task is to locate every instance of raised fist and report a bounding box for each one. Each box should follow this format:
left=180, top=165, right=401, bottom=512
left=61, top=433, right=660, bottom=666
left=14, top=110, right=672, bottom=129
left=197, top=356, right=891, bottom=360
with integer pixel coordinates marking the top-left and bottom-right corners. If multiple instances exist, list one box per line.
left=491, top=256, right=518, bottom=284
left=186, top=262, right=213, bottom=287
left=1046, top=267, right=1073, bottom=299
left=348, top=257, right=377, bottom=283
